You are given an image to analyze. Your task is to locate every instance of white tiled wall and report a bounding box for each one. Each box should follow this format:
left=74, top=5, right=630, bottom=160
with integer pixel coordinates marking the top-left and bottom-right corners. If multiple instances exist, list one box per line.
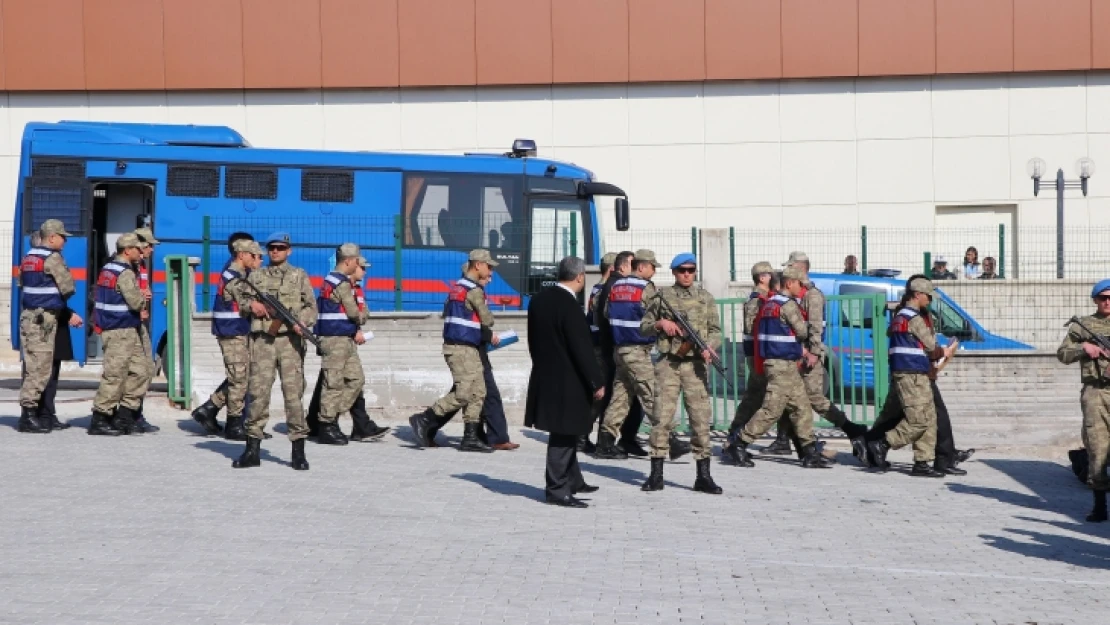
left=2, top=71, right=1110, bottom=238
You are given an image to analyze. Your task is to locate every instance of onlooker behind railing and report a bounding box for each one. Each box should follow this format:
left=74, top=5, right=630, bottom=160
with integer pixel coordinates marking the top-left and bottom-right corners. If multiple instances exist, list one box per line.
left=930, top=256, right=956, bottom=280
left=842, top=254, right=860, bottom=275
left=979, top=256, right=1000, bottom=280
left=961, top=246, right=982, bottom=280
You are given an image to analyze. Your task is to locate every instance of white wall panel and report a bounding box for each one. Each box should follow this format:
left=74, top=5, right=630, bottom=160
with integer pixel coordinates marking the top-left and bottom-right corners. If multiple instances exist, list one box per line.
left=549, top=145, right=631, bottom=194
left=703, top=82, right=779, bottom=144
left=858, top=202, right=935, bottom=228
left=856, top=138, right=933, bottom=203
left=166, top=91, right=247, bottom=135
left=552, top=84, right=628, bottom=147
left=628, top=83, right=703, bottom=146
left=780, top=141, right=856, bottom=206
left=704, top=143, right=781, bottom=208
left=88, top=92, right=168, bottom=125
left=1087, top=75, right=1110, bottom=134
left=627, top=144, right=705, bottom=210
left=779, top=79, right=855, bottom=142
left=8, top=93, right=89, bottom=157
left=399, top=87, right=477, bottom=150
left=476, top=86, right=553, bottom=150
left=322, top=90, right=401, bottom=151
left=244, top=90, right=324, bottom=149
left=933, top=137, right=1011, bottom=202
left=1007, top=133, right=1089, bottom=200
left=932, top=75, right=1009, bottom=138
left=1009, top=73, right=1086, bottom=136
left=706, top=206, right=779, bottom=228
left=855, top=77, right=932, bottom=140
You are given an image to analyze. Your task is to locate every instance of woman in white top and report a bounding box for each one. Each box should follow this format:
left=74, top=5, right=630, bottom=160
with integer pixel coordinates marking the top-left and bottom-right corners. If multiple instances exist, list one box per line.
left=961, top=246, right=981, bottom=280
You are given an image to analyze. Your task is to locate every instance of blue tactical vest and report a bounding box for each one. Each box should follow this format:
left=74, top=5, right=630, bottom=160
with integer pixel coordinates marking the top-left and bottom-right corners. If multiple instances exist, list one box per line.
left=888, top=307, right=931, bottom=373
left=755, top=295, right=803, bottom=361
left=94, top=260, right=141, bottom=330
left=742, top=290, right=765, bottom=358
left=607, top=276, right=655, bottom=346
left=211, top=264, right=250, bottom=337
left=442, top=278, right=482, bottom=346
left=316, top=271, right=359, bottom=337
left=20, top=247, right=65, bottom=310
left=587, top=283, right=603, bottom=346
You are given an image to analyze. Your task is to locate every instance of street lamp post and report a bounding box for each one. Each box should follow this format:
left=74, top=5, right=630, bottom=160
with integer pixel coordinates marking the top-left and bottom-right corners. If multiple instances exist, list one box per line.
left=1028, top=157, right=1095, bottom=279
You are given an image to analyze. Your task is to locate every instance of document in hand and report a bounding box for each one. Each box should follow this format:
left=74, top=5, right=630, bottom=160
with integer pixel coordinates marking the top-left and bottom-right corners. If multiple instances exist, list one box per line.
left=487, top=329, right=519, bottom=351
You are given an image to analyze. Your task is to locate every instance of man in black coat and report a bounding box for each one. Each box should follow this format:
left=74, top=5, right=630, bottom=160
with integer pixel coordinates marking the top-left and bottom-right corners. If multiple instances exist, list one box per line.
left=525, top=256, right=605, bottom=508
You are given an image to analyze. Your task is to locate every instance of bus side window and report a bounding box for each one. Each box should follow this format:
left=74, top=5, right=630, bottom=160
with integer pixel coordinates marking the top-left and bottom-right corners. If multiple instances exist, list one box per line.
left=403, top=174, right=520, bottom=251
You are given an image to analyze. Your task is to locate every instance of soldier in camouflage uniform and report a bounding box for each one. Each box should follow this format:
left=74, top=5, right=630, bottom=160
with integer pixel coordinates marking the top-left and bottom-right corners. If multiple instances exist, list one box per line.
left=727, top=266, right=829, bottom=469
left=595, top=249, right=662, bottom=460
left=18, top=219, right=82, bottom=433
left=233, top=232, right=318, bottom=471
left=90, top=233, right=154, bottom=436
left=409, top=249, right=498, bottom=453
left=192, top=238, right=262, bottom=437
left=1058, top=279, right=1110, bottom=522
left=865, top=277, right=955, bottom=477
left=313, top=243, right=369, bottom=446
left=639, top=253, right=723, bottom=494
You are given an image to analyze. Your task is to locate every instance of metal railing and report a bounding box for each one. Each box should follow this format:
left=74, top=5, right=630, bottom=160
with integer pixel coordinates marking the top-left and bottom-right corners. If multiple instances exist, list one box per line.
left=164, top=255, right=193, bottom=409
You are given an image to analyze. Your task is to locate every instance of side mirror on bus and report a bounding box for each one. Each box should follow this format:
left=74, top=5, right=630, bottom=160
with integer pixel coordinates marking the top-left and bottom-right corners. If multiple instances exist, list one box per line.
left=615, top=197, right=630, bottom=231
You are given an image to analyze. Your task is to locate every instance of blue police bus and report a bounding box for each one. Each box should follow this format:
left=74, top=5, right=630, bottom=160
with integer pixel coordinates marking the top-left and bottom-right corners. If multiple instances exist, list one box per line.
left=10, top=121, right=630, bottom=366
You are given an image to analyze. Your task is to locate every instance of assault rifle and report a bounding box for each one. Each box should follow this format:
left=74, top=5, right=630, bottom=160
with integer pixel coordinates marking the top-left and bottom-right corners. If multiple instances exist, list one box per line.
left=241, top=278, right=324, bottom=356
left=657, top=294, right=733, bottom=393
left=1066, top=315, right=1110, bottom=377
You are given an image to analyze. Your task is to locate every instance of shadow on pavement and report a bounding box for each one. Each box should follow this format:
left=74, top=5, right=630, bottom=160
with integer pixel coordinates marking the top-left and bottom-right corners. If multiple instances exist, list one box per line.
left=195, top=439, right=287, bottom=466
left=452, top=472, right=544, bottom=501
left=520, top=429, right=549, bottom=445
left=579, top=460, right=686, bottom=490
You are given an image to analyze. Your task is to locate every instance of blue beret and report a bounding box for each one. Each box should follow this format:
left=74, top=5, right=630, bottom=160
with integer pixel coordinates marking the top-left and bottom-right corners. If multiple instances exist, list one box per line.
left=266, top=232, right=292, bottom=245
left=671, top=253, right=697, bottom=269
left=1093, top=279, right=1110, bottom=298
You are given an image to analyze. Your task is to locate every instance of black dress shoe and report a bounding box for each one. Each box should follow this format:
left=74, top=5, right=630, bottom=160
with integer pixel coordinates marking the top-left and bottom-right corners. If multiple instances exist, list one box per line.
left=545, top=494, right=588, bottom=508
left=619, top=437, right=650, bottom=457
left=574, top=483, right=600, bottom=494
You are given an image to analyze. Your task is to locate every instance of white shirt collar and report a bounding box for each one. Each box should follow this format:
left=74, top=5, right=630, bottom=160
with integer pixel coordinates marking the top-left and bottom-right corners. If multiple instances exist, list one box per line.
left=557, top=283, right=576, bottom=297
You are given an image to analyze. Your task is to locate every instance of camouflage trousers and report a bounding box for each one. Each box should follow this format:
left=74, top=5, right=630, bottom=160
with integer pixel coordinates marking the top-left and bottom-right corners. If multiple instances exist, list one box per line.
left=92, top=327, right=154, bottom=413
left=740, top=360, right=815, bottom=447
left=884, top=372, right=937, bottom=462
left=18, top=309, right=59, bottom=409
left=319, top=335, right=365, bottom=423
left=246, top=333, right=307, bottom=441
left=602, top=345, right=655, bottom=439
left=432, top=344, right=486, bottom=424
left=727, top=357, right=766, bottom=434
left=209, top=335, right=250, bottom=418
left=1081, top=384, right=1110, bottom=490
left=650, top=356, right=711, bottom=460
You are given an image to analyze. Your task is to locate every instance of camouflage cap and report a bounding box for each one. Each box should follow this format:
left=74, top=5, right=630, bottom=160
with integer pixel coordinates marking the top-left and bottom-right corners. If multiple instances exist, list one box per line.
left=908, top=277, right=935, bottom=295
left=782, top=265, right=806, bottom=282
left=358, top=256, right=371, bottom=268
left=233, top=239, right=263, bottom=255
left=134, top=227, right=159, bottom=246
left=40, top=219, right=72, bottom=238
left=634, top=249, right=661, bottom=268
left=783, top=251, right=809, bottom=266
left=601, top=252, right=618, bottom=267
left=469, top=249, right=499, bottom=267
left=116, top=233, right=142, bottom=251
left=336, top=242, right=360, bottom=260
left=751, top=261, right=775, bottom=275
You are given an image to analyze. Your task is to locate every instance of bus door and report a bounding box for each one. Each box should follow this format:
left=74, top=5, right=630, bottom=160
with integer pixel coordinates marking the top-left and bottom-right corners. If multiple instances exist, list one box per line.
left=20, top=176, right=92, bottom=365
left=525, top=197, right=590, bottom=305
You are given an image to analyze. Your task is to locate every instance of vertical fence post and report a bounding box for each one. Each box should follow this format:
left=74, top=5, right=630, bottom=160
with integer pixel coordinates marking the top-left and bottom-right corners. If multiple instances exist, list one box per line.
left=728, top=226, right=736, bottom=282
left=200, top=215, right=210, bottom=312
left=691, top=227, right=698, bottom=280
left=872, top=292, right=889, bottom=420
left=998, top=223, right=1006, bottom=278
left=860, top=225, right=868, bottom=273
left=923, top=251, right=931, bottom=275
left=569, top=216, right=578, bottom=258
left=393, top=214, right=403, bottom=311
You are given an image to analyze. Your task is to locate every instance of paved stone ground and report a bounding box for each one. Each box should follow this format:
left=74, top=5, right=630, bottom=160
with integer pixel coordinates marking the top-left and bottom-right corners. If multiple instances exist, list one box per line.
left=1, top=382, right=1109, bottom=625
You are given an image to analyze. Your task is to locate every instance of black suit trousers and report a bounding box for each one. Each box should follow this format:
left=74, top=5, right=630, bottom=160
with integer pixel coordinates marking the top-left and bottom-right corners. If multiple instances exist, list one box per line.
left=546, top=433, right=586, bottom=499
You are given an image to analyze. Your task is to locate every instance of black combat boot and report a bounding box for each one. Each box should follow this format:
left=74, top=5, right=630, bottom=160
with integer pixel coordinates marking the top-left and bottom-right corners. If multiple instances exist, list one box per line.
left=316, top=421, right=349, bottom=445
left=17, top=406, right=50, bottom=433
left=910, top=461, right=945, bottom=478
left=593, top=432, right=628, bottom=460
left=132, top=411, right=160, bottom=433
left=349, top=394, right=389, bottom=442
left=800, top=443, right=833, bottom=468
left=459, top=422, right=494, bottom=453
left=692, top=458, right=723, bottom=494
left=1087, top=490, right=1108, bottom=523
left=724, top=438, right=755, bottom=467
left=618, top=436, right=649, bottom=458
left=112, top=407, right=138, bottom=435
left=46, top=414, right=70, bottom=430
left=291, top=439, right=310, bottom=470
left=866, top=437, right=891, bottom=471
left=934, top=457, right=967, bottom=476
left=851, top=433, right=871, bottom=468
left=87, top=411, right=122, bottom=436
left=668, top=432, right=691, bottom=460
left=765, top=424, right=793, bottom=455
left=232, top=438, right=261, bottom=469
left=409, top=408, right=437, bottom=448
left=641, top=457, right=665, bottom=491
left=191, top=399, right=223, bottom=435
left=224, top=416, right=247, bottom=441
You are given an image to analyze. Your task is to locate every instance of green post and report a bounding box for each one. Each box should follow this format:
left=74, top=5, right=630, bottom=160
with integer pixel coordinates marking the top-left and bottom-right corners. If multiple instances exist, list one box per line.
left=691, top=227, right=698, bottom=280
left=569, top=217, right=578, bottom=257
left=923, top=251, right=931, bottom=275
left=871, top=292, right=889, bottom=419
left=728, top=226, right=736, bottom=281
left=393, top=214, right=403, bottom=311
left=201, top=216, right=210, bottom=312
left=998, top=223, right=1006, bottom=278
left=164, top=255, right=192, bottom=409
left=860, top=226, right=868, bottom=273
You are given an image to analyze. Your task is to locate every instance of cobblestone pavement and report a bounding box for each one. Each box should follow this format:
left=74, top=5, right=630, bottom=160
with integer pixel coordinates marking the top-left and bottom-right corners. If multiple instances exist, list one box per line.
left=1, top=388, right=1108, bottom=625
